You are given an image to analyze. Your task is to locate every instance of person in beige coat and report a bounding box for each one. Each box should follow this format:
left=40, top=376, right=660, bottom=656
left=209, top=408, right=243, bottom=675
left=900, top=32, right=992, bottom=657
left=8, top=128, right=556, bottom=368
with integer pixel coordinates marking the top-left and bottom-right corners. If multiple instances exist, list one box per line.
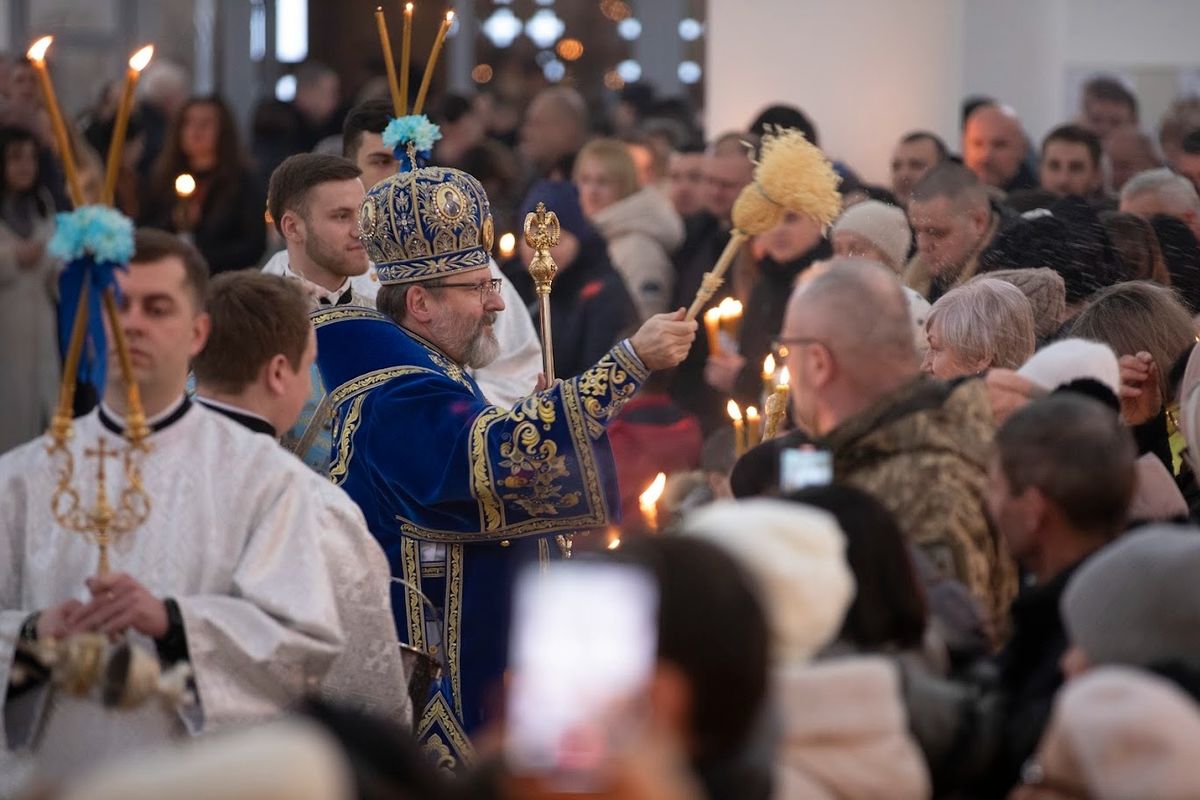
left=0, top=126, right=59, bottom=454
left=685, top=499, right=932, bottom=800
left=574, top=138, right=683, bottom=321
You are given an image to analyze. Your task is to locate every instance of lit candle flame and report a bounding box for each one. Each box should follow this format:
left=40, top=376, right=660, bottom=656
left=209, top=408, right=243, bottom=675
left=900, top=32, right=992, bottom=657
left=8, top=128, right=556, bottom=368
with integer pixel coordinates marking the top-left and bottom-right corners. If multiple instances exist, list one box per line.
left=129, top=45, right=154, bottom=72
left=704, top=307, right=722, bottom=324
left=727, top=400, right=743, bottom=421
left=745, top=406, right=759, bottom=422
left=174, top=173, right=196, bottom=197
left=405, top=2, right=412, bottom=11
left=639, top=472, right=666, bottom=510
left=446, top=10, right=455, bottom=22
left=763, top=353, right=775, bottom=377
left=499, top=232, right=516, bottom=257
left=27, top=36, right=52, bottom=63
left=779, top=366, right=790, bottom=386
left=606, top=537, right=621, bottom=550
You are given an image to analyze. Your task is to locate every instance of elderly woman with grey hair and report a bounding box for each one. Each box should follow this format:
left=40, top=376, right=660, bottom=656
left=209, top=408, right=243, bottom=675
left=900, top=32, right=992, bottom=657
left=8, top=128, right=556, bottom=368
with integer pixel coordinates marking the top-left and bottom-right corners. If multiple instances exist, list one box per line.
left=922, top=278, right=1036, bottom=380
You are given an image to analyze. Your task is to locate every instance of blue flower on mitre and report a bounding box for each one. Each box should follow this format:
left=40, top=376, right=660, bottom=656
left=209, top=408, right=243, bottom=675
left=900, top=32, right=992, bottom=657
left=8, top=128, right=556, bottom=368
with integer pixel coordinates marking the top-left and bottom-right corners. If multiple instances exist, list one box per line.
left=382, top=114, right=442, bottom=172
left=48, top=205, right=136, bottom=393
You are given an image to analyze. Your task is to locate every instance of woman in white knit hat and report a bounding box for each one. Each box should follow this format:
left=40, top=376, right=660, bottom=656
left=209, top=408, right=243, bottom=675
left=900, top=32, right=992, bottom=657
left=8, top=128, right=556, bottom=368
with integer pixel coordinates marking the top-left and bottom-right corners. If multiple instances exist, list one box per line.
left=831, top=200, right=912, bottom=275
left=831, top=201, right=931, bottom=355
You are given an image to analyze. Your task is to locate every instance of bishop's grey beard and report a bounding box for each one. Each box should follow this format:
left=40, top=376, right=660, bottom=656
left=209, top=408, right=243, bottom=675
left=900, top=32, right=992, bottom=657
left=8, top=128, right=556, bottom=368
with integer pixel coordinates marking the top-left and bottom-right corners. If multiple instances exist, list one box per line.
left=463, top=311, right=500, bottom=368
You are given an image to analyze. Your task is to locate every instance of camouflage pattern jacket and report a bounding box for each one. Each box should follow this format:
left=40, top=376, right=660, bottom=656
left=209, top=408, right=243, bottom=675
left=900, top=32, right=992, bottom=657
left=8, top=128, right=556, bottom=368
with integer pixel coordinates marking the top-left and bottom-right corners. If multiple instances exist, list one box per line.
left=825, top=376, right=1017, bottom=641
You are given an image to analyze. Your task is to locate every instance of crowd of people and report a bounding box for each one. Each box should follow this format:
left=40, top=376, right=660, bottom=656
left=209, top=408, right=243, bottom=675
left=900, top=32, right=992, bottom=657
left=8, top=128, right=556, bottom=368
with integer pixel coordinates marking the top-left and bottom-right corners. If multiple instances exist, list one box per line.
left=2, top=41, right=1200, bottom=800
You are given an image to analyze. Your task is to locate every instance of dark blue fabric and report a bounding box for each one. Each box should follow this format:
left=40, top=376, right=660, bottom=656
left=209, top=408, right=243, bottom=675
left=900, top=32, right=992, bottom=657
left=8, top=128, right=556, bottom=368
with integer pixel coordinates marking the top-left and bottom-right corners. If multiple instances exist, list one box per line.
left=57, top=256, right=121, bottom=392
left=312, top=307, right=647, bottom=760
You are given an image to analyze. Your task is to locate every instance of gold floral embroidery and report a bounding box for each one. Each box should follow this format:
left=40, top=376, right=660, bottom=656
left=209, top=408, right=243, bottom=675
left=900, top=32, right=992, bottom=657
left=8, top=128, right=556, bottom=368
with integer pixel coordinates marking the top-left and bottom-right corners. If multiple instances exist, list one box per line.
left=427, top=351, right=472, bottom=390
left=422, top=734, right=456, bottom=773
left=497, top=420, right=581, bottom=516
left=329, top=395, right=365, bottom=486
left=446, top=544, right=464, bottom=719
left=469, top=407, right=507, bottom=531
left=402, top=538, right=426, bottom=651
left=416, top=693, right=475, bottom=769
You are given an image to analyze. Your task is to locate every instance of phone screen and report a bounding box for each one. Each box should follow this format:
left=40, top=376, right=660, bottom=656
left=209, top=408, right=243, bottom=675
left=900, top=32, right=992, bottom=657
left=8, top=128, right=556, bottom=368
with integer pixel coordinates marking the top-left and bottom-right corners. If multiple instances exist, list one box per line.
left=780, top=447, right=833, bottom=493
left=505, top=561, right=659, bottom=790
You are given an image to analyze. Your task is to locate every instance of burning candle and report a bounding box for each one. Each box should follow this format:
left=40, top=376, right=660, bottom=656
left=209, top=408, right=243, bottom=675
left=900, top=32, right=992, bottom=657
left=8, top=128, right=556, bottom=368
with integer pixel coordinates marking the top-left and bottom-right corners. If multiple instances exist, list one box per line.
left=718, top=297, right=743, bottom=353
left=498, top=231, right=516, bottom=259
left=728, top=400, right=746, bottom=457
left=400, top=3, right=414, bottom=114
left=374, top=6, right=404, bottom=116
left=103, top=44, right=154, bottom=206
left=762, top=353, right=775, bottom=399
left=26, top=36, right=82, bottom=207
left=703, top=307, right=722, bottom=356
left=745, top=406, right=761, bottom=448
left=174, top=173, right=196, bottom=234
left=605, top=526, right=621, bottom=550
left=763, top=366, right=791, bottom=440
left=413, top=11, right=454, bottom=115
left=639, top=472, right=666, bottom=532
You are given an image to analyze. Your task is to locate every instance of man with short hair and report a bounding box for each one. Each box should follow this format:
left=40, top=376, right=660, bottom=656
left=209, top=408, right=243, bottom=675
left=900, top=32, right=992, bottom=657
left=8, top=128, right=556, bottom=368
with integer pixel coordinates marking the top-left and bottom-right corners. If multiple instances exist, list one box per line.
left=982, top=393, right=1134, bottom=795
left=905, top=162, right=1006, bottom=300
left=0, top=231, right=346, bottom=790
left=1039, top=124, right=1104, bottom=199
left=891, top=130, right=948, bottom=205
left=267, top=153, right=372, bottom=307
left=519, top=86, right=588, bottom=180
left=962, top=103, right=1037, bottom=192
left=778, top=258, right=1016, bottom=634
left=1171, top=129, right=1200, bottom=195
left=192, top=272, right=411, bottom=726
left=1120, top=166, right=1200, bottom=242
left=341, top=99, right=398, bottom=193
left=1079, top=75, right=1139, bottom=139
left=665, top=143, right=706, bottom=217
left=1102, top=125, right=1162, bottom=192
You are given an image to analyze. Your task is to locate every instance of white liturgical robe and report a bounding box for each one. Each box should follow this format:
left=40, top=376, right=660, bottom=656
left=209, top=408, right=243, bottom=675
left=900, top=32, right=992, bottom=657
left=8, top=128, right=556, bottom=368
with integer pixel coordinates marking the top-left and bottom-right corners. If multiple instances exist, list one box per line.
left=0, top=400, right=366, bottom=791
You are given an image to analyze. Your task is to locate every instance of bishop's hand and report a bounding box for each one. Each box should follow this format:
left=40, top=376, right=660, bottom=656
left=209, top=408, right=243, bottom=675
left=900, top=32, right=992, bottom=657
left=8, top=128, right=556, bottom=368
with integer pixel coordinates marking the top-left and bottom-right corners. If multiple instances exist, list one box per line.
left=67, top=572, right=169, bottom=641
left=630, top=309, right=697, bottom=372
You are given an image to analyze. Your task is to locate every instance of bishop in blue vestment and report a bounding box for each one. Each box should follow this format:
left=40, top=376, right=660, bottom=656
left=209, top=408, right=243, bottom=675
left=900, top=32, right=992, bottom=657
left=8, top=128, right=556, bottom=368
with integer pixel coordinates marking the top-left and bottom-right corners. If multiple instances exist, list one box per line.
left=311, top=118, right=696, bottom=771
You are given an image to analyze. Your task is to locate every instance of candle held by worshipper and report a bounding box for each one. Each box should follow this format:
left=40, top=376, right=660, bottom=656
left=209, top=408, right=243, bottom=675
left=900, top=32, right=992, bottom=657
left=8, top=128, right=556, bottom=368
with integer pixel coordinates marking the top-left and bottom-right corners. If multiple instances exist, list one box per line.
left=745, top=406, right=761, bottom=448
left=26, top=36, right=83, bottom=206
left=762, top=353, right=776, bottom=399
left=717, top=296, right=743, bottom=353
left=764, top=366, right=791, bottom=440
left=728, top=400, right=746, bottom=457
left=103, top=44, right=154, bottom=206
left=174, top=173, right=196, bottom=234
left=704, top=307, right=723, bottom=356
left=639, top=472, right=667, bottom=532
left=498, top=231, right=516, bottom=259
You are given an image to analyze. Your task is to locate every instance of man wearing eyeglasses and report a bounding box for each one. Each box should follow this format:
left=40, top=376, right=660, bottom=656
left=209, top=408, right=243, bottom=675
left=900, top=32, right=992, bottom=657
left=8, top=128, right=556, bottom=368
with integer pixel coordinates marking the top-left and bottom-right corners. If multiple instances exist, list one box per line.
left=313, top=160, right=695, bottom=766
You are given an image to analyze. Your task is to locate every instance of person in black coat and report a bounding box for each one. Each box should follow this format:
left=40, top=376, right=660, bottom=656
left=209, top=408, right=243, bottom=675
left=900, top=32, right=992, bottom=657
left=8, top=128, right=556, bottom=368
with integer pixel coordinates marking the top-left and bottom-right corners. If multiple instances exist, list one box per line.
left=140, top=95, right=266, bottom=274
left=513, top=180, right=639, bottom=380
left=704, top=213, right=831, bottom=410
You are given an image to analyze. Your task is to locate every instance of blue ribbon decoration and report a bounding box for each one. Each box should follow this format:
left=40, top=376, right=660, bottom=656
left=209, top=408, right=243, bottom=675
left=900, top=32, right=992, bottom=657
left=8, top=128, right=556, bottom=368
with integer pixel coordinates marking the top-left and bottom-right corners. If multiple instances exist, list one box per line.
left=48, top=205, right=135, bottom=393
left=57, top=256, right=122, bottom=392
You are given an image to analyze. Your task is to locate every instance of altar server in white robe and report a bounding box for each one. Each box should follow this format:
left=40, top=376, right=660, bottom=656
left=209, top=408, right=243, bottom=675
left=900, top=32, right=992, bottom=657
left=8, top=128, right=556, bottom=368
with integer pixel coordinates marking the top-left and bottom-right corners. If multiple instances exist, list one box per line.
left=0, top=230, right=346, bottom=792
left=191, top=270, right=410, bottom=724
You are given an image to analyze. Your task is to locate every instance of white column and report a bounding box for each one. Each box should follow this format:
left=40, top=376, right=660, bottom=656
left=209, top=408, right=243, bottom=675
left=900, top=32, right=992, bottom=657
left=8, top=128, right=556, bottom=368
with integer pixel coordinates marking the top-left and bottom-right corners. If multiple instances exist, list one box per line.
left=705, top=0, right=965, bottom=184
left=634, top=0, right=684, bottom=96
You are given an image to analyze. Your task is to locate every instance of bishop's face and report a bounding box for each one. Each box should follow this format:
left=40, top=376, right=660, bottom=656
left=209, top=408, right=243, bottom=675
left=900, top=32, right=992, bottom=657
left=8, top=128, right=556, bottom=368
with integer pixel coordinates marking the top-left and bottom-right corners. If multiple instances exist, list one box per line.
left=425, top=266, right=505, bottom=369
